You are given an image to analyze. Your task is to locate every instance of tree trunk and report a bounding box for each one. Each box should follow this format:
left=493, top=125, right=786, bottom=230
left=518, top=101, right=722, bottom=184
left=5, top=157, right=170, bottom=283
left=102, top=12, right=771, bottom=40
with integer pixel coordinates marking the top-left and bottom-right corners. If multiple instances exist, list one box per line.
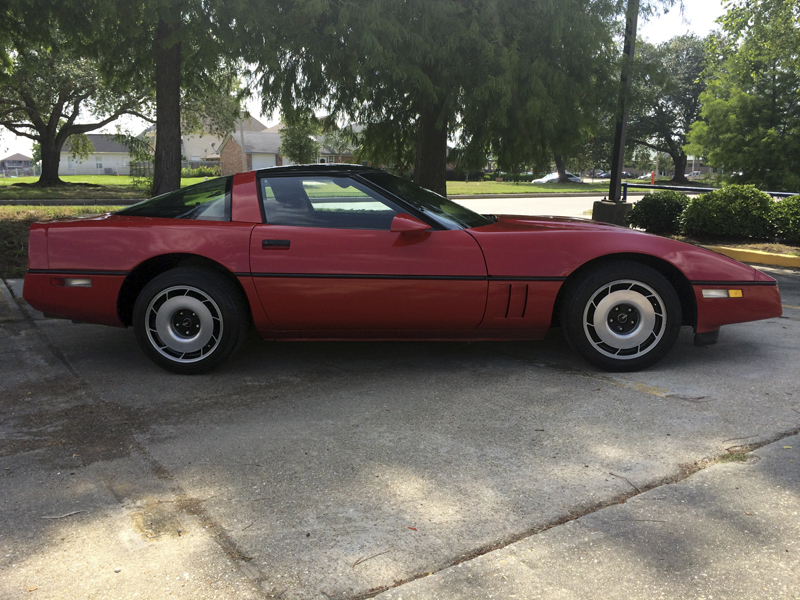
left=36, top=138, right=64, bottom=187
left=669, top=153, right=689, bottom=184
left=152, top=17, right=182, bottom=196
left=414, top=103, right=448, bottom=197
left=554, top=154, right=567, bottom=183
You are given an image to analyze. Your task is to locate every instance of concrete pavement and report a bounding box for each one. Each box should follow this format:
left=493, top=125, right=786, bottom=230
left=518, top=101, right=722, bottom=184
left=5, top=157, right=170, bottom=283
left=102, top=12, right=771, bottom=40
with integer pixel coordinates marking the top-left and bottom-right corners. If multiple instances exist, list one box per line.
left=1, top=266, right=799, bottom=599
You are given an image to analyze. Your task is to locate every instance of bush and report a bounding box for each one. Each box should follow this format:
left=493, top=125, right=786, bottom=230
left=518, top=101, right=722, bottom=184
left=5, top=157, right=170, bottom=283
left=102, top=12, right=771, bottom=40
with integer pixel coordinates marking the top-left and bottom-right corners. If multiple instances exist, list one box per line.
left=181, top=165, right=221, bottom=178
left=625, top=190, right=690, bottom=235
left=680, top=185, right=774, bottom=240
left=771, top=195, right=800, bottom=245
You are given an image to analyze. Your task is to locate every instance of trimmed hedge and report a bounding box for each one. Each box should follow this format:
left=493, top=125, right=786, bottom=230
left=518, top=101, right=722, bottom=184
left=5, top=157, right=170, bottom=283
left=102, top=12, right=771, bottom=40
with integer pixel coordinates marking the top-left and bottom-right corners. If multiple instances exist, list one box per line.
left=771, top=195, right=800, bottom=245
left=680, top=185, right=774, bottom=240
left=625, top=190, right=690, bottom=235
left=181, top=165, right=221, bottom=178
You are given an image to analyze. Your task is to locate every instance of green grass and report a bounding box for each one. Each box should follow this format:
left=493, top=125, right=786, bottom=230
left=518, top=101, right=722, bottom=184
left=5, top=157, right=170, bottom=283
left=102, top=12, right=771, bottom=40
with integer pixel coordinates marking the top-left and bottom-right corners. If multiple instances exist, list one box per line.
left=0, top=175, right=215, bottom=200
left=447, top=180, right=614, bottom=195
left=0, top=206, right=123, bottom=278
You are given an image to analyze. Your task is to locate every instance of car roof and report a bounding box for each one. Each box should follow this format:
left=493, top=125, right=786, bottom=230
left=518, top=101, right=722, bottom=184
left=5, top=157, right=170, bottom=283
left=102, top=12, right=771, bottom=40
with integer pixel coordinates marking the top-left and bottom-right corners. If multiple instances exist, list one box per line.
left=254, top=164, right=380, bottom=177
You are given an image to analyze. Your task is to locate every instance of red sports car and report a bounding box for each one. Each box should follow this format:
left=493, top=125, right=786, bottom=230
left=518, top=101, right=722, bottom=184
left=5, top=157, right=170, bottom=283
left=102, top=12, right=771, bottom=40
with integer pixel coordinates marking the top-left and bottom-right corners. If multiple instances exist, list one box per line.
left=23, top=165, right=782, bottom=374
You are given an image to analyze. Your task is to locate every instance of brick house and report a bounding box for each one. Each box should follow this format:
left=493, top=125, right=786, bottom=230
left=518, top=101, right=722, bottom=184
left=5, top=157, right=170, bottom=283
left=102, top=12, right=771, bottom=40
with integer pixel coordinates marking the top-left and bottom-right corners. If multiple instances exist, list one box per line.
left=219, top=127, right=358, bottom=175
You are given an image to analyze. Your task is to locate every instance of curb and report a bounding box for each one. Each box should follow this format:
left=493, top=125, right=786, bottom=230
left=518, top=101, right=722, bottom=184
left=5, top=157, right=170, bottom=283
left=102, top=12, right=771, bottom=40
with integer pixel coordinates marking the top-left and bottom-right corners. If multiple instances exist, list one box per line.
left=703, top=245, right=800, bottom=269
left=0, top=277, right=24, bottom=323
left=0, top=199, right=141, bottom=206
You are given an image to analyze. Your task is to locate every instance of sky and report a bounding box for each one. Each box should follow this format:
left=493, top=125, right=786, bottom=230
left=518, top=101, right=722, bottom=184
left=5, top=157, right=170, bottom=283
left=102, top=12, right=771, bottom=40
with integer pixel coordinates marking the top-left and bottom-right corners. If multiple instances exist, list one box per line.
left=1, top=1, right=728, bottom=160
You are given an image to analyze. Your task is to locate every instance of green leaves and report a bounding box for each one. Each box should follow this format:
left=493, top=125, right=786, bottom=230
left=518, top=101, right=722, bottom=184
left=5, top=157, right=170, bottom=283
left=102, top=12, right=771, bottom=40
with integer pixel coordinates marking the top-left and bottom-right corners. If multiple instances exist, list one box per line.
left=686, top=0, right=800, bottom=191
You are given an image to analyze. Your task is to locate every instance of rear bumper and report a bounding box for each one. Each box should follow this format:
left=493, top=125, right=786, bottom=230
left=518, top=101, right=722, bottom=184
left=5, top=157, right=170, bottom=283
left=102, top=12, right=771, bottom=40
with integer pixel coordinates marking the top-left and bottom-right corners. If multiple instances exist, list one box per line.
left=23, top=271, right=126, bottom=327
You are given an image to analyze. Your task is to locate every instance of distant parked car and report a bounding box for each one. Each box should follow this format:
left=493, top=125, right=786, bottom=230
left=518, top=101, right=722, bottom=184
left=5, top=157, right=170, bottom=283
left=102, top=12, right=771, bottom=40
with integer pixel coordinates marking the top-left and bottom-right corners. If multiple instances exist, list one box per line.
left=621, top=172, right=633, bottom=178
left=533, top=172, right=582, bottom=184
left=638, top=173, right=653, bottom=180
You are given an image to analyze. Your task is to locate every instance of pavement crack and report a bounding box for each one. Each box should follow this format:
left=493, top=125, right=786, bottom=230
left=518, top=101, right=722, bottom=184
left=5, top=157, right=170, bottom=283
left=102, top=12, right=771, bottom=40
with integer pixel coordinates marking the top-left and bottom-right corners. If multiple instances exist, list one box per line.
left=343, top=424, right=800, bottom=600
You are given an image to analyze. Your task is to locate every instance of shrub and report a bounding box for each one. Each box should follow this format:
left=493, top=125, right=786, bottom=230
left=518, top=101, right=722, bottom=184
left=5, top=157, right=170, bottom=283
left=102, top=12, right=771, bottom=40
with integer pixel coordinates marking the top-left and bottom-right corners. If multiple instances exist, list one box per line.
left=181, top=165, right=221, bottom=178
left=771, top=195, right=800, bottom=245
left=680, top=185, right=774, bottom=240
left=625, top=190, right=690, bottom=235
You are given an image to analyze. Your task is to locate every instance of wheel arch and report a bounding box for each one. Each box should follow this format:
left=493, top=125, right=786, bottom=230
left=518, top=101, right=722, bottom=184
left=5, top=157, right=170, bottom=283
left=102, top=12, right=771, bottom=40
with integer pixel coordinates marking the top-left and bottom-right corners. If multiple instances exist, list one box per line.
left=117, top=254, right=251, bottom=327
left=552, top=253, right=697, bottom=329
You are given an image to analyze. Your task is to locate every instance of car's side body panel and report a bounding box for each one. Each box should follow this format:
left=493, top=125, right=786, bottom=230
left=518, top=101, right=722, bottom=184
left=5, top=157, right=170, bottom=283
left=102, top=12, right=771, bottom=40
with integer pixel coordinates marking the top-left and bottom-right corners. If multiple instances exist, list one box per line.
left=469, top=217, right=760, bottom=282
left=479, top=280, right=562, bottom=333
left=249, top=226, right=489, bottom=331
left=24, top=218, right=256, bottom=325
left=44, top=217, right=254, bottom=273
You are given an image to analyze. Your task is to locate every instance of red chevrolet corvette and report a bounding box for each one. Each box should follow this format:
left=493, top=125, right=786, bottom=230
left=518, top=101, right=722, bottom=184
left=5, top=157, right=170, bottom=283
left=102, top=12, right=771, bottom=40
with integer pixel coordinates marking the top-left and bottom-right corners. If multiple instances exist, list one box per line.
left=23, top=165, right=782, bottom=374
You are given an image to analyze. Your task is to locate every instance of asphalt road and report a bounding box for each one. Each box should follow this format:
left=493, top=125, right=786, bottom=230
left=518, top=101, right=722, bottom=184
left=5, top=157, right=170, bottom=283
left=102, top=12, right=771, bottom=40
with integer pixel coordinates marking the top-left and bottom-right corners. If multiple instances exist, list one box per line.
left=1, top=267, right=799, bottom=599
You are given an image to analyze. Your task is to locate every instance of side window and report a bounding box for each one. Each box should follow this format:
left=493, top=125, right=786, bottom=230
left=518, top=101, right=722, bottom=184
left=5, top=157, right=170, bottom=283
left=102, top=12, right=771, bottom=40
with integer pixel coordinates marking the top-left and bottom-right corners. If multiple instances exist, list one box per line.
left=117, top=177, right=231, bottom=221
left=260, top=176, right=401, bottom=230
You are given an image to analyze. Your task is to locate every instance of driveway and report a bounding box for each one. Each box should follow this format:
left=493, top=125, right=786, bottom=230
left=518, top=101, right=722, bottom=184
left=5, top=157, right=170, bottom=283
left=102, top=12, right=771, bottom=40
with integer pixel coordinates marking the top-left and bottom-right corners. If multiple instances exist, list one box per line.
left=1, top=268, right=799, bottom=599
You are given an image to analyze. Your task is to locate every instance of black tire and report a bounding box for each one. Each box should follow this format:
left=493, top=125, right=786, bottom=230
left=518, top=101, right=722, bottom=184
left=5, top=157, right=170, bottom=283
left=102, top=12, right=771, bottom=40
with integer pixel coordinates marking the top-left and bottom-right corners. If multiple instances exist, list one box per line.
left=132, top=267, right=246, bottom=374
left=560, top=261, right=682, bottom=372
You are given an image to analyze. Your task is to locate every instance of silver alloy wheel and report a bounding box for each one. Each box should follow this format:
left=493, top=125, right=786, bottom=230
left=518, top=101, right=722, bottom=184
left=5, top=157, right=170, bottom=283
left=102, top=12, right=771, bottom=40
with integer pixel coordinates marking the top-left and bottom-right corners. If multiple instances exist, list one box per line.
left=145, top=285, right=224, bottom=363
left=582, top=279, right=666, bottom=360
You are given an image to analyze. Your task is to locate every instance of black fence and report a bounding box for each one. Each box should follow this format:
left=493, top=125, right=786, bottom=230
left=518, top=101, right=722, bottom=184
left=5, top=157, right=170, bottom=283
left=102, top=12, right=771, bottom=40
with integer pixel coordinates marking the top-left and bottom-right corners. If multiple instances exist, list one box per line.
left=621, top=182, right=797, bottom=201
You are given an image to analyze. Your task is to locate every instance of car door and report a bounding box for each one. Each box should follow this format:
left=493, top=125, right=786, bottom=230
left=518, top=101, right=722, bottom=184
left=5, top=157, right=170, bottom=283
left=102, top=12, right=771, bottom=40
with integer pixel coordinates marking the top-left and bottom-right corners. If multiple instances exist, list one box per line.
left=249, top=174, right=488, bottom=333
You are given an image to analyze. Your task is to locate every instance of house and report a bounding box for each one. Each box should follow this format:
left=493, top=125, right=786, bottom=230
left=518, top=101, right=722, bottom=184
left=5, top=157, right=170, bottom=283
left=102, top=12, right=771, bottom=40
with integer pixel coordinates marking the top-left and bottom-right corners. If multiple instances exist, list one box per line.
left=59, top=134, right=131, bottom=176
left=219, top=131, right=285, bottom=175
left=141, top=116, right=268, bottom=164
left=0, top=153, right=33, bottom=175
left=218, top=124, right=359, bottom=175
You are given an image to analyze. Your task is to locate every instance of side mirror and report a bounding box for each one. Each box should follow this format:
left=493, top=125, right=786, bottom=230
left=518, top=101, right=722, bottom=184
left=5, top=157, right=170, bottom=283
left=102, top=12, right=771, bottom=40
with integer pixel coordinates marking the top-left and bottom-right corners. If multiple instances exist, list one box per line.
left=390, top=213, right=430, bottom=233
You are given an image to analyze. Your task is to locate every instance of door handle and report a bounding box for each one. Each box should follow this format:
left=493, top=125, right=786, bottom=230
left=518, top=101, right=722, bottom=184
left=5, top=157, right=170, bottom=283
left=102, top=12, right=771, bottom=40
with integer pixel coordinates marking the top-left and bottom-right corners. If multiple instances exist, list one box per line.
left=262, top=239, right=291, bottom=249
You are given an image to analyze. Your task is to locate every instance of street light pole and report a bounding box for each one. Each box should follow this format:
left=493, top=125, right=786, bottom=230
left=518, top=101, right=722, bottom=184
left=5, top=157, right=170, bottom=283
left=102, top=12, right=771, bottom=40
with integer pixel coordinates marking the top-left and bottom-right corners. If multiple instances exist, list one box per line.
left=593, top=0, right=640, bottom=223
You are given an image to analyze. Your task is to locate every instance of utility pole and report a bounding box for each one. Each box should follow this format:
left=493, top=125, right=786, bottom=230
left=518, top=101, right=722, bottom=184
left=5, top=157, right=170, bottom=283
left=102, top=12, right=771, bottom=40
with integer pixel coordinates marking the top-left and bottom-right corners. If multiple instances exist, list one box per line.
left=593, top=0, right=640, bottom=224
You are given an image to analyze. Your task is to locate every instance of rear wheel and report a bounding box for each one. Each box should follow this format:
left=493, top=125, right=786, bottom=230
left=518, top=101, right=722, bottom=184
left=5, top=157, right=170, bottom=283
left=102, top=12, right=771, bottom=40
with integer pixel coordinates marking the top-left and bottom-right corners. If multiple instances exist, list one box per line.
left=561, top=261, right=681, bottom=371
left=133, top=268, right=246, bottom=374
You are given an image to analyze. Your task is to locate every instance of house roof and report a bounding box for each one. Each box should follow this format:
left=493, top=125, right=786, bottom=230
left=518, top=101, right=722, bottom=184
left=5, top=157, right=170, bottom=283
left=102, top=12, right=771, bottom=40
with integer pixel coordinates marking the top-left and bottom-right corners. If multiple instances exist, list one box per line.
left=0, top=153, right=32, bottom=162
left=224, top=131, right=283, bottom=154
left=63, top=134, right=129, bottom=154
left=140, top=115, right=268, bottom=137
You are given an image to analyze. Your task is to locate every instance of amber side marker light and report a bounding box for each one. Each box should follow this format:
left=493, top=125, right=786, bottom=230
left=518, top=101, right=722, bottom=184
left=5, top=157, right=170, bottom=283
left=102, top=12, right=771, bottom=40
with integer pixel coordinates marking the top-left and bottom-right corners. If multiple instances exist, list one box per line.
left=702, top=289, right=743, bottom=299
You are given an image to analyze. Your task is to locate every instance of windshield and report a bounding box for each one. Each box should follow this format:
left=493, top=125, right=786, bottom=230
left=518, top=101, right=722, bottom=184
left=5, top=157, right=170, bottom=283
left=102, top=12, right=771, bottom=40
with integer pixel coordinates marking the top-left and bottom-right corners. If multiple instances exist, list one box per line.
left=359, top=171, right=494, bottom=229
left=117, top=177, right=231, bottom=221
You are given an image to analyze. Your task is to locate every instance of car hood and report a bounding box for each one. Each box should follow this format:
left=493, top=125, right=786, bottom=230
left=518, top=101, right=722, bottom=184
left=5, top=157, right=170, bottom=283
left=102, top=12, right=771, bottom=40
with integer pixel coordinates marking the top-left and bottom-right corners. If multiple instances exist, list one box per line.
left=468, top=215, right=769, bottom=283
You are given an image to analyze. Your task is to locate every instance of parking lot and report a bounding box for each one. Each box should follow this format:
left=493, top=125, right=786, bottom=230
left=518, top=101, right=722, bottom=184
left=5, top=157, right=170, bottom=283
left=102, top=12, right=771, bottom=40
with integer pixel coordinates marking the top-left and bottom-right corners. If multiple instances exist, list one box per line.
left=1, top=267, right=799, bottom=599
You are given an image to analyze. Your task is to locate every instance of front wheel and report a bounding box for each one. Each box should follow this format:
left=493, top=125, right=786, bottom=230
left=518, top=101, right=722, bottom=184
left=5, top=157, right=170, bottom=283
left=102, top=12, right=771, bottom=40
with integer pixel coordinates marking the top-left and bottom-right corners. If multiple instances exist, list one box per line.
left=561, top=261, right=682, bottom=372
left=133, top=268, right=246, bottom=374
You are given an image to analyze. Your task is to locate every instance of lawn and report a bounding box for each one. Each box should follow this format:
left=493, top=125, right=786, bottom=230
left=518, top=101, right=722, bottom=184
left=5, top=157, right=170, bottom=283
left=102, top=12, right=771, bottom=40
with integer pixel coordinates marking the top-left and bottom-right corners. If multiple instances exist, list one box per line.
left=0, top=175, right=214, bottom=200
left=1, top=175, right=672, bottom=200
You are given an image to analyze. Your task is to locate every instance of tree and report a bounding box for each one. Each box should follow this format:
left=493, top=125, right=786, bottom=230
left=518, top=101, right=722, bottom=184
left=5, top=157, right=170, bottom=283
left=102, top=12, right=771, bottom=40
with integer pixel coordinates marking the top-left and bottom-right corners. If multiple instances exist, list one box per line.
left=627, top=35, right=706, bottom=185
left=0, top=35, right=150, bottom=186
left=14, top=0, right=250, bottom=194
left=322, top=128, right=356, bottom=164
left=279, top=118, right=322, bottom=165
left=255, top=0, right=625, bottom=196
left=686, top=0, right=800, bottom=191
